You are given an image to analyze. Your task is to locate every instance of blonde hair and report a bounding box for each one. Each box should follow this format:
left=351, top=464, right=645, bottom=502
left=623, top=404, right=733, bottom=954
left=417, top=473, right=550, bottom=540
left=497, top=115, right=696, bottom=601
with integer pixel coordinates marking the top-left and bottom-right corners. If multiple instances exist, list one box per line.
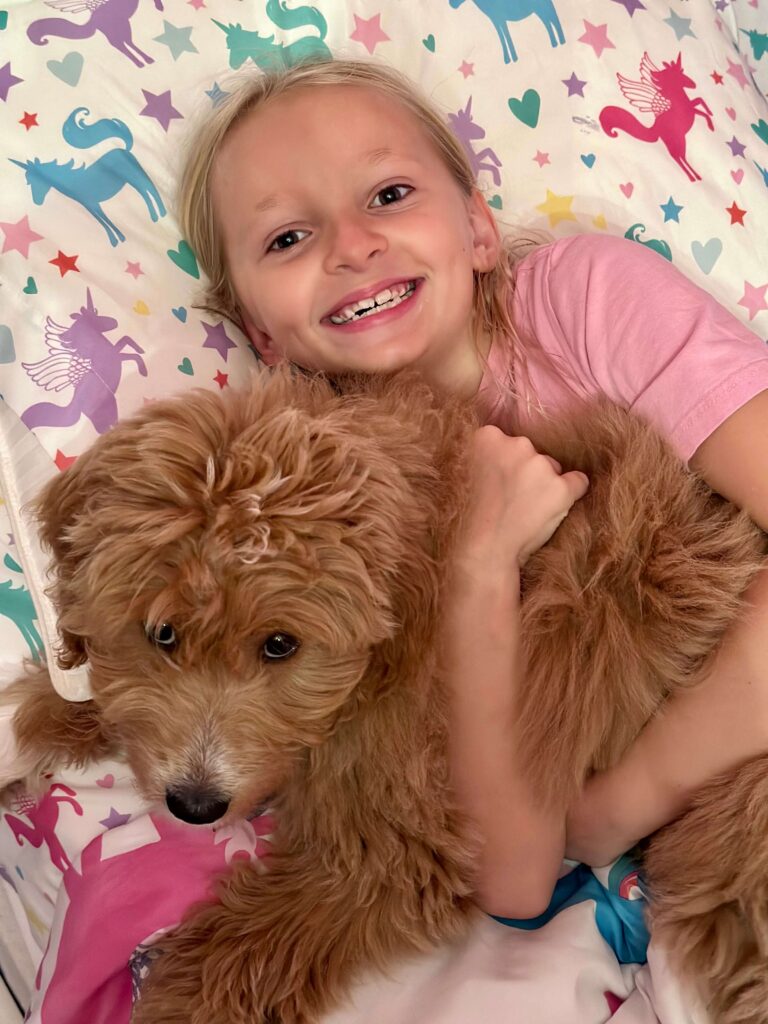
left=176, top=58, right=548, bottom=383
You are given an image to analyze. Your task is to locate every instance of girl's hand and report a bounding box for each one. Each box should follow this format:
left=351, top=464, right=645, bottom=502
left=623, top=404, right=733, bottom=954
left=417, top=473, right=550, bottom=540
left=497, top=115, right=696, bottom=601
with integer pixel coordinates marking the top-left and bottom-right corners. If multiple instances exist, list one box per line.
left=456, top=426, right=590, bottom=575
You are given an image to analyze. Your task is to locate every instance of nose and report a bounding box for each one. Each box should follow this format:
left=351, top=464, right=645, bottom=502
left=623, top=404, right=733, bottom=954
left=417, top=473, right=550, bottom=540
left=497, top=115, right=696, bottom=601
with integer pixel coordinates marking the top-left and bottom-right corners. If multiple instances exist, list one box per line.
left=165, top=784, right=231, bottom=825
left=325, top=214, right=387, bottom=273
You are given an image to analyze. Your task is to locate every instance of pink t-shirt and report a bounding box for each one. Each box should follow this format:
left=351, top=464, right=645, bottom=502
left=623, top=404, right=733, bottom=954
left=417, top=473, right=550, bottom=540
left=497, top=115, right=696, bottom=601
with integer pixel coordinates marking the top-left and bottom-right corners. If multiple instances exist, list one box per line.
left=478, top=234, right=768, bottom=462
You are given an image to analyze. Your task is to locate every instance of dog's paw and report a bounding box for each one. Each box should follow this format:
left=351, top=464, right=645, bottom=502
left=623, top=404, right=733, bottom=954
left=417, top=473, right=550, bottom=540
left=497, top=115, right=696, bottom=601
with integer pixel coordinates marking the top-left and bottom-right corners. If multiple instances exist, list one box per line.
left=0, top=706, right=37, bottom=794
left=132, top=904, right=316, bottom=1024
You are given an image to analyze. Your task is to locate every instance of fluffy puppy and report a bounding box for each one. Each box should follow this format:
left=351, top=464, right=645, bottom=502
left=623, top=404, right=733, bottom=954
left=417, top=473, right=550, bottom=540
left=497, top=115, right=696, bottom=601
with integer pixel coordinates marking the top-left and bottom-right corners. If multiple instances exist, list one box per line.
left=3, top=368, right=766, bottom=1024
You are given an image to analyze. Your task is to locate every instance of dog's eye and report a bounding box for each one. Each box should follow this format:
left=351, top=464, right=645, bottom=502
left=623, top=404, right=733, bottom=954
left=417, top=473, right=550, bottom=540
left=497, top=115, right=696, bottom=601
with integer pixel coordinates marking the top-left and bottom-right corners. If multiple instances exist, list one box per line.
left=262, top=632, right=300, bottom=661
left=145, top=622, right=177, bottom=651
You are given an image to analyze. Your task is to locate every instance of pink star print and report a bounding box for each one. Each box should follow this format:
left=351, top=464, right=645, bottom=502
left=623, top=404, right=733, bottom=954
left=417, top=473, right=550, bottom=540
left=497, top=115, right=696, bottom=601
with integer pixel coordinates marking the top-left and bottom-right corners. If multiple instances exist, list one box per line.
left=578, top=21, right=616, bottom=58
left=533, top=151, right=551, bottom=167
left=125, top=260, right=144, bottom=279
left=458, top=60, right=474, bottom=79
left=0, top=215, right=44, bottom=257
left=350, top=13, right=390, bottom=55
left=725, top=57, right=750, bottom=90
left=738, top=281, right=768, bottom=321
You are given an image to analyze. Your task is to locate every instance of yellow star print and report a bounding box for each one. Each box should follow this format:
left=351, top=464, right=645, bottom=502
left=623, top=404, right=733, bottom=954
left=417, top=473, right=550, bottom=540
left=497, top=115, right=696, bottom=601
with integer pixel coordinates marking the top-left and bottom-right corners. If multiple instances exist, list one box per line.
left=535, top=190, right=577, bottom=228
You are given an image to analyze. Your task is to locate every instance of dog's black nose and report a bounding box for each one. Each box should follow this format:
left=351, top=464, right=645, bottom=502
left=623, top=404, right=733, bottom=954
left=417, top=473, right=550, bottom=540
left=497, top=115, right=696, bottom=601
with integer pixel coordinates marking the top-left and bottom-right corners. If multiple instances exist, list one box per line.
left=165, top=786, right=230, bottom=825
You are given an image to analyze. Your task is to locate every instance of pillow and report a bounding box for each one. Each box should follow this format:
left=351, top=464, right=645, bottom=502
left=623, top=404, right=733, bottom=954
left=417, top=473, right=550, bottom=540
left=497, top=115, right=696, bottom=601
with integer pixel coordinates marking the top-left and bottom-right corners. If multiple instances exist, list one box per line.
left=1, top=0, right=766, bottom=699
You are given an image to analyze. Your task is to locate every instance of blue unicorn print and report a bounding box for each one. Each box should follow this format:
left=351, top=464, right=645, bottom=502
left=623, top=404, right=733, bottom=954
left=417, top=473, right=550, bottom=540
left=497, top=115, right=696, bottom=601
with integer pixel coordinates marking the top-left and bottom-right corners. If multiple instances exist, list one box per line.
left=449, top=0, right=565, bottom=64
left=10, top=106, right=165, bottom=246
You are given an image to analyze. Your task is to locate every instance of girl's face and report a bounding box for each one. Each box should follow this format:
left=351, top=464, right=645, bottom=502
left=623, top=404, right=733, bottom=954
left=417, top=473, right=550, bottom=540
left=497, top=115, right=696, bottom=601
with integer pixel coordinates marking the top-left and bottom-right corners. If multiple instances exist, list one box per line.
left=210, top=85, right=500, bottom=395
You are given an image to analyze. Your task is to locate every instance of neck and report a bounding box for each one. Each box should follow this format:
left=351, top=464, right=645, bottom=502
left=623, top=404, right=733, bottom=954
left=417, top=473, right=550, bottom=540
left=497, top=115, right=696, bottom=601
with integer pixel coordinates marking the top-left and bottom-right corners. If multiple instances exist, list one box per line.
left=417, top=327, right=493, bottom=401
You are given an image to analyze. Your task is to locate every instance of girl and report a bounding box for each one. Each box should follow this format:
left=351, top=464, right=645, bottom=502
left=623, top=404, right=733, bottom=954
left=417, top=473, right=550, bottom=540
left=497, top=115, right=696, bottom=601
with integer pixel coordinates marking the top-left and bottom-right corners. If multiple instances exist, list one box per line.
left=177, top=58, right=768, bottom=921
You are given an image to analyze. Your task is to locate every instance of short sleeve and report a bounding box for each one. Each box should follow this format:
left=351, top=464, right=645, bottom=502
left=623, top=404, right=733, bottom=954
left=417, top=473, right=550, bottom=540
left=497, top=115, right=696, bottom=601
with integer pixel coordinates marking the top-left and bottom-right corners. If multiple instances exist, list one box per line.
left=530, top=234, right=768, bottom=462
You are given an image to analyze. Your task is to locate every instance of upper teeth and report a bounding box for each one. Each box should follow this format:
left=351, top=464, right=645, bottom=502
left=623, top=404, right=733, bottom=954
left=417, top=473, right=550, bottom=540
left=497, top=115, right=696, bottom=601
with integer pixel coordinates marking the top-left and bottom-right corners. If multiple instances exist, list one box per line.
left=329, top=281, right=415, bottom=324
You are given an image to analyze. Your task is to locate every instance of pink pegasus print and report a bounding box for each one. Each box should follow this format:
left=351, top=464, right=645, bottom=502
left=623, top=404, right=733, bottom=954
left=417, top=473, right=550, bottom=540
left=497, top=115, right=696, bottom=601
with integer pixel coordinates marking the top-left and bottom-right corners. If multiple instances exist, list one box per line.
left=4, top=783, right=83, bottom=873
left=599, top=52, right=714, bottom=182
left=30, top=814, right=268, bottom=1024
left=27, top=0, right=164, bottom=69
left=448, top=97, right=502, bottom=186
left=21, top=289, right=147, bottom=435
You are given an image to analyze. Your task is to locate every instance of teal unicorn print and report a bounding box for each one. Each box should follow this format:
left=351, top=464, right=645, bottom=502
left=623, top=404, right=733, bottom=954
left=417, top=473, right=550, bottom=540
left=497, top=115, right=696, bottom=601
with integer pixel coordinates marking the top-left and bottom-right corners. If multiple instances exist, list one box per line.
left=10, top=106, right=165, bottom=247
left=0, top=553, right=44, bottom=662
left=624, top=224, right=672, bottom=262
left=741, top=28, right=768, bottom=61
left=213, top=0, right=331, bottom=71
left=449, top=0, right=565, bottom=64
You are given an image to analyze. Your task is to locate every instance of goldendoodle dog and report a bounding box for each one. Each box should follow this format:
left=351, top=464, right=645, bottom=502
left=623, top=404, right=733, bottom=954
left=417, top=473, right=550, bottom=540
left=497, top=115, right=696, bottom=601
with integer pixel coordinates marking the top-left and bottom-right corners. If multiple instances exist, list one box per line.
left=3, top=368, right=766, bottom=1024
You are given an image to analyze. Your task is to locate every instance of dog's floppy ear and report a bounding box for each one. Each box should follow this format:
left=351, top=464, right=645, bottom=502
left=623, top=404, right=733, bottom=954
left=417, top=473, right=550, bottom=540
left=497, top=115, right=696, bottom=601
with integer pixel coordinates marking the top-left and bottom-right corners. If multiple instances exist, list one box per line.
left=35, top=438, right=119, bottom=669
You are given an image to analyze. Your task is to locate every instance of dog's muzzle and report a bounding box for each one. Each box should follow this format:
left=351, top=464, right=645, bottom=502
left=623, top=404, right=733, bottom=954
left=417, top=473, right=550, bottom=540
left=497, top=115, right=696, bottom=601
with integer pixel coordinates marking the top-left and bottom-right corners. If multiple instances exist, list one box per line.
left=165, top=784, right=230, bottom=825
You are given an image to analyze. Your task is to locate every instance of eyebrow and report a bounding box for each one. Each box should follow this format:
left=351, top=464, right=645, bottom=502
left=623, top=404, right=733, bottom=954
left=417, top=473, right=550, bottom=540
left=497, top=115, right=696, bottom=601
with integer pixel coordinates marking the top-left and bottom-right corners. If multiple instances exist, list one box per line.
left=250, top=147, right=397, bottom=216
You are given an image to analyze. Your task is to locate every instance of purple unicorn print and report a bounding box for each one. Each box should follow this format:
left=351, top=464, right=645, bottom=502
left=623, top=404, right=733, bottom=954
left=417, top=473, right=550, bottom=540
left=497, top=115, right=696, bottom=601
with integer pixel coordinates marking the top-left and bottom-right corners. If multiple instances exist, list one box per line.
left=27, top=0, right=164, bottom=69
left=4, top=783, right=83, bottom=873
left=10, top=107, right=166, bottom=247
left=448, top=98, right=502, bottom=186
left=449, top=0, right=565, bottom=64
left=21, top=289, right=147, bottom=435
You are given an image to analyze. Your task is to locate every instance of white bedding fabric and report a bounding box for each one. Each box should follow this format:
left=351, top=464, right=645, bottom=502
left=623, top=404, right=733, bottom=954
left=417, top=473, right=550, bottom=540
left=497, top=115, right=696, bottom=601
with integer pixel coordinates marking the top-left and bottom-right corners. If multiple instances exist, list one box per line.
left=0, top=871, right=709, bottom=1024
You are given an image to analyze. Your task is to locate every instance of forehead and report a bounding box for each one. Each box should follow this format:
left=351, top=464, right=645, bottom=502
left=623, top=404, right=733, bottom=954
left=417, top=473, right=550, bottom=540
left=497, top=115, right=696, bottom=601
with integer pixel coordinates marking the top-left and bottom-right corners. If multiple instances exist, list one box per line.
left=210, top=85, right=447, bottom=216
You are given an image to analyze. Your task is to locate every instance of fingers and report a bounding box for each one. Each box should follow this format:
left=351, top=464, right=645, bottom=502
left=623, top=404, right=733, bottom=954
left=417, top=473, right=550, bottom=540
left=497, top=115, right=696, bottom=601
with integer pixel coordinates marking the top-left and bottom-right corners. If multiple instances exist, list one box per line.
left=460, top=427, right=591, bottom=571
left=563, top=469, right=590, bottom=502
left=542, top=456, right=590, bottom=504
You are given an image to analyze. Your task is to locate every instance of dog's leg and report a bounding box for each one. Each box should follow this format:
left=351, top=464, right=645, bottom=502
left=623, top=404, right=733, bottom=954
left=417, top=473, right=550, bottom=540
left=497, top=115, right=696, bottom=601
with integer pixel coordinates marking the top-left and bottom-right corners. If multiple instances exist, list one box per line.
left=1, top=668, right=114, bottom=793
left=644, top=757, right=768, bottom=1024
left=132, top=842, right=476, bottom=1024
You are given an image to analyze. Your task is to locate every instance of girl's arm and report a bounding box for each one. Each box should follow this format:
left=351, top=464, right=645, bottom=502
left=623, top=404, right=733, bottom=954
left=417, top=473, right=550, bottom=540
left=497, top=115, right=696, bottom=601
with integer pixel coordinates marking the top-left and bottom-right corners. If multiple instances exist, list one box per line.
left=566, top=389, right=768, bottom=867
left=443, top=426, right=588, bottom=918
left=444, top=562, right=563, bottom=919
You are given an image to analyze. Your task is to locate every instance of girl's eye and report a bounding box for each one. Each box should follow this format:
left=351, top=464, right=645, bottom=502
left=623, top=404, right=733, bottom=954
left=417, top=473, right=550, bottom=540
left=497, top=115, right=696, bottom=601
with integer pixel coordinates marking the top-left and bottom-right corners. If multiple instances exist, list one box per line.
left=267, top=228, right=309, bottom=253
left=262, top=632, right=301, bottom=661
left=145, top=622, right=177, bottom=652
left=370, top=184, right=413, bottom=208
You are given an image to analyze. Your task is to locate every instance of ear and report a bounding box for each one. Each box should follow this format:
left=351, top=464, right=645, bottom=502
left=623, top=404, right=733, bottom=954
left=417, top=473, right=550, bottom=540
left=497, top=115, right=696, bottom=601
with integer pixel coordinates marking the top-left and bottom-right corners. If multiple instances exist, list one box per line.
left=37, top=449, right=97, bottom=565
left=467, top=189, right=501, bottom=273
left=241, top=308, right=285, bottom=367
left=36, top=446, right=113, bottom=669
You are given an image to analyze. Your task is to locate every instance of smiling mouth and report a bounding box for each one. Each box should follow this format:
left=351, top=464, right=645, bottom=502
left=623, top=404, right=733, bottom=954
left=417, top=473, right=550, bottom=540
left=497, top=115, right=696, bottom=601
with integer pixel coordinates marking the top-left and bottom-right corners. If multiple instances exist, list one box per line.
left=327, top=280, right=418, bottom=325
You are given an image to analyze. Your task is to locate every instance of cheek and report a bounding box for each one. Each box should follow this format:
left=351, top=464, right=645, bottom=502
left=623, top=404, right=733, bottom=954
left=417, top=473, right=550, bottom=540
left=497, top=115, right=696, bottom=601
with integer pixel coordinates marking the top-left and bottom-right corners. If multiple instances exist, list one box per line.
left=244, top=270, right=317, bottom=338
